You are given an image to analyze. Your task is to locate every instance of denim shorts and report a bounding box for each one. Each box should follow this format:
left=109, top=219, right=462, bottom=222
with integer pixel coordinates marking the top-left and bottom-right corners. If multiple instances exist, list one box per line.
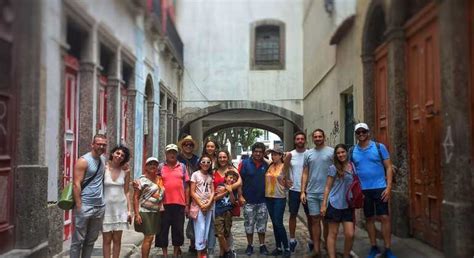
left=306, top=193, right=324, bottom=216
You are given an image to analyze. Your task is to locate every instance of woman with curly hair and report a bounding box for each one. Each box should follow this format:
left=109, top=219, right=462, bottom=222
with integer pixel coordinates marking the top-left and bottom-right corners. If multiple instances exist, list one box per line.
left=102, top=145, right=132, bottom=258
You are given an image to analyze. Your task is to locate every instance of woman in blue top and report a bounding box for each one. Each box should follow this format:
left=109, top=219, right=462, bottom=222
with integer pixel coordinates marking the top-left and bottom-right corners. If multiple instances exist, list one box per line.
left=320, top=144, right=355, bottom=258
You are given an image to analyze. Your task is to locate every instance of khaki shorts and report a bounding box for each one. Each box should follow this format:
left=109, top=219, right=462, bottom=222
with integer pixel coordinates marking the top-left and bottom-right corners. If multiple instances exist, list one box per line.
left=214, top=211, right=232, bottom=238
left=134, top=212, right=160, bottom=235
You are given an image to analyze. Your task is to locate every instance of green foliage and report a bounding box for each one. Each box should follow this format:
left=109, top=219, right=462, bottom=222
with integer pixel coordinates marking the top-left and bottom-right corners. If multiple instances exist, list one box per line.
left=212, top=127, right=264, bottom=158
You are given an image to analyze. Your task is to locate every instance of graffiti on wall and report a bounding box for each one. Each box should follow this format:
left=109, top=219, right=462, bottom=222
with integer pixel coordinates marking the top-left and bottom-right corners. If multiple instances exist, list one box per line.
left=328, top=120, right=339, bottom=147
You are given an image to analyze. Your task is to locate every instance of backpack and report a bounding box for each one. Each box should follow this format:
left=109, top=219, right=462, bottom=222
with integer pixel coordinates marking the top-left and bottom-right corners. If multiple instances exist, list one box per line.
left=346, top=162, right=364, bottom=209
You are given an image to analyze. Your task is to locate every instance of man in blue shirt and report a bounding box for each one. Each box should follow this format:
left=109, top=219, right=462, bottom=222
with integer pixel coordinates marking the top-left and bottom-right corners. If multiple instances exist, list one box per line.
left=239, top=142, right=270, bottom=256
left=352, top=123, right=396, bottom=258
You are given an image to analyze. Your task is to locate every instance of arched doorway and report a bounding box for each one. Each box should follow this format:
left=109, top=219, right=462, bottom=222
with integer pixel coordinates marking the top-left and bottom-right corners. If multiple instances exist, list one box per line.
left=361, top=0, right=390, bottom=150
left=180, top=101, right=303, bottom=153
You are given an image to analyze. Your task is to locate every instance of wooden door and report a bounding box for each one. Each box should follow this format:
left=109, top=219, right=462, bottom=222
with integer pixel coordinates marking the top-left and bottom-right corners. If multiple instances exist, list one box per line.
left=374, top=43, right=390, bottom=150
left=98, top=75, right=107, bottom=134
left=63, top=55, right=80, bottom=240
left=0, top=0, right=16, bottom=252
left=405, top=3, right=442, bottom=248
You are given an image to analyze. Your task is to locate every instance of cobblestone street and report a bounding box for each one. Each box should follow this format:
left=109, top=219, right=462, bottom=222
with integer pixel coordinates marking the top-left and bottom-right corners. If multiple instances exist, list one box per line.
left=55, top=205, right=444, bottom=258
left=141, top=209, right=313, bottom=258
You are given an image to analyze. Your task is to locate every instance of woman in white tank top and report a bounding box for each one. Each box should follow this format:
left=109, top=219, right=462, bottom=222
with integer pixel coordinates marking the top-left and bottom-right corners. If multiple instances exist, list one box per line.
left=102, top=145, right=131, bottom=258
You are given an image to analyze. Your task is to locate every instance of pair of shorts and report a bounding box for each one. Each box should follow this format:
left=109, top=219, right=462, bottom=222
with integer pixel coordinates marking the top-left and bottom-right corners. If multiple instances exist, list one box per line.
left=288, top=190, right=309, bottom=215
left=134, top=212, right=160, bottom=235
left=324, top=202, right=353, bottom=223
left=155, top=204, right=185, bottom=247
left=362, top=188, right=389, bottom=218
left=243, top=203, right=268, bottom=234
left=215, top=210, right=233, bottom=238
left=307, top=193, right=324, bottom=216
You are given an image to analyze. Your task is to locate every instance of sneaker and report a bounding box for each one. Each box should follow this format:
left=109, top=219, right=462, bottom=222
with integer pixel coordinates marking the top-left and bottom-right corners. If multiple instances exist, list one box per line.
left=383, top=248, right=396, bottom=258
left=367, top=245, right=381, bottom=258
left=270, top=248, right=283, bottom=256
left=260, top=245, right=269, bottom=255
left=283, top=249, right=291, bottom=258
left=307, top=242, right=314, bottom=252
left=245, top=245, right=254, bottom=256
left=289, top=240, right=298, bottom=252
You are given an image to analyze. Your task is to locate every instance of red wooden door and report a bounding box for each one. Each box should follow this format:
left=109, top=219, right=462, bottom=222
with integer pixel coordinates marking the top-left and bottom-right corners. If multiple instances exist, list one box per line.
left=0, top=1, right=16, bottom=252
left=374, top=43, right=390, bottom=150
left=405, top=3, right=442, bottom=248
left=98, top=75, right=108, bottom=134
left=63, top=55, right=80, bottom=240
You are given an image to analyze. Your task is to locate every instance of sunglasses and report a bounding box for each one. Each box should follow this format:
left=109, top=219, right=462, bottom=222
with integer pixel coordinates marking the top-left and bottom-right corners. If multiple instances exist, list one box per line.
left=200, top=161, right=212, bottom=165
left=183, top=143, right=194, bottom=147
left=355, top=130, right=368, bottom=135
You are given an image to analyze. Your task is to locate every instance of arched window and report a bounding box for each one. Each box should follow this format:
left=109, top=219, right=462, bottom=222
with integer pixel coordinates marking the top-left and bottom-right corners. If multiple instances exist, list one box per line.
left=251, top=20, right=285, bottom=70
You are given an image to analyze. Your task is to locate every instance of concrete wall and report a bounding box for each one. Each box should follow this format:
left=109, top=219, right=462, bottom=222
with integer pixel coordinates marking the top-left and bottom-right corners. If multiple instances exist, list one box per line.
left=302, top=0, right=363, bottom=144
left=176, top=0, right=304, bottom=116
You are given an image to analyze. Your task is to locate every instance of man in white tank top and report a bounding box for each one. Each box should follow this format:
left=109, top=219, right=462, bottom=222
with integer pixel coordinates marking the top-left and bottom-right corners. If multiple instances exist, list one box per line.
left=282, top=131, right=313, bottom=253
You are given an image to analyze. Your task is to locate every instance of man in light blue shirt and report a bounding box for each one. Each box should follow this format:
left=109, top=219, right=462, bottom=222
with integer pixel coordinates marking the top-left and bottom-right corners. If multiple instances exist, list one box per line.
left=301, top=129, right=334, bottom=257
left=352, top=123, right=396, bottom=258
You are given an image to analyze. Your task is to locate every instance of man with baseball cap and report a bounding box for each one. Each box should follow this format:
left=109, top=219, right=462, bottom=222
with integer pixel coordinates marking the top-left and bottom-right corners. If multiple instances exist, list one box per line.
left=351, top=123, right=396, bottom=258
left=155, top=143, right=190, bottom=257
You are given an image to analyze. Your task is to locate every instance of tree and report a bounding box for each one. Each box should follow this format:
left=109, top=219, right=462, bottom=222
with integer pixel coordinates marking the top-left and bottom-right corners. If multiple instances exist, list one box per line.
left=211, top=127, right=264, bottom=158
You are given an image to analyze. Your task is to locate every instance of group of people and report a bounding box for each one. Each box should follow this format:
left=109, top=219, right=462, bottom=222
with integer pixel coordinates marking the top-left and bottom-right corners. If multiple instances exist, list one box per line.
left=284, top=124, right=396, bottom=258
left=69, top=121, right=396, bottom=258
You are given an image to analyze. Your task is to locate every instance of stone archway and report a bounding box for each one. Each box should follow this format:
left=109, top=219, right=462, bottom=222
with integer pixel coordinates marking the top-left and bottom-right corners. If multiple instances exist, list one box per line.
left=180, top=100, right=303, bottom=152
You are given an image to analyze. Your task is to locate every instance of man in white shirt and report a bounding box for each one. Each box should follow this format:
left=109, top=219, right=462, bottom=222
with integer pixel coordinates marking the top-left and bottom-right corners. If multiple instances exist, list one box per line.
left=283, top=131, right=313, bottom=253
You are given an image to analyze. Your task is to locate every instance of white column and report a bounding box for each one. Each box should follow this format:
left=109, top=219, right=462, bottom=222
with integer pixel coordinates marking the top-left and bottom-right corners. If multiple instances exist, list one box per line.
left=190, top=119, right=203, bottom=153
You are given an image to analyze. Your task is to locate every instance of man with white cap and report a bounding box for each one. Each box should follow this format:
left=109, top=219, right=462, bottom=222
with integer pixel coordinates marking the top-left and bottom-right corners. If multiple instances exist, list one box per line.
left=155, top=144, right=190, bottom=257
left=351, top=123, right=396, bottom=258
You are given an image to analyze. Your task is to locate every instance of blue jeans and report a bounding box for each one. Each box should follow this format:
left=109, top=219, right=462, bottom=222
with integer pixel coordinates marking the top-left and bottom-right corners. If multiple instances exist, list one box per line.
left=265, top=197, right=288, bottom=250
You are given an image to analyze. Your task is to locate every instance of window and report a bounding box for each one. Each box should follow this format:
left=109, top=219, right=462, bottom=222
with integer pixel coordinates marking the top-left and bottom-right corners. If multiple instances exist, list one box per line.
left=255, top=26, right=280, bottom=65
left=251, top=20, right=285, bottom=70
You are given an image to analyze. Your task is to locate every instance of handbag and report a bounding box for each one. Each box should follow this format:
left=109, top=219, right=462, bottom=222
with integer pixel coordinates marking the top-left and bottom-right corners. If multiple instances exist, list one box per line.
left=189, top=201, right=200, bottom=220
left=346, top=162, right=364, bottom=209
left=58, top=159, right=102, bottom=210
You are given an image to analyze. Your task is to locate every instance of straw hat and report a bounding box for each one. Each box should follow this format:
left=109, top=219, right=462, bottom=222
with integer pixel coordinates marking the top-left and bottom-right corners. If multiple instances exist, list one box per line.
left=177, top=135, right=198, bottom=151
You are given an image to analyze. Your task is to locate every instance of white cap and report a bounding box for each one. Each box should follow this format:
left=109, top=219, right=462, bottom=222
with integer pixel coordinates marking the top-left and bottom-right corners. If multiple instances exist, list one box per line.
left=165, top=144, right=179, bottom=152
left=354, top=123, right=369, bottom=132
left=145, top=157, right=159, bottom=164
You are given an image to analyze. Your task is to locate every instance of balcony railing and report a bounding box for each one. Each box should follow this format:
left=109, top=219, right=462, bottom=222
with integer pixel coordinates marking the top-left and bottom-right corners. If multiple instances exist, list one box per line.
left=145, top=0, right=184, bottom=67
